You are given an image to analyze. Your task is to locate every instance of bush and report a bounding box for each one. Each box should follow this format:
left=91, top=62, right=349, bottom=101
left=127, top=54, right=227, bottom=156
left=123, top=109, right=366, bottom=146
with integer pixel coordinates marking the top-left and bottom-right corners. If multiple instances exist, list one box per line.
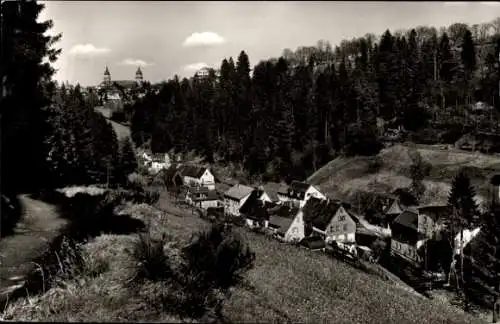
left=181, top=222, right=255, bottom=319
left=129, top=231, right=172, bottom=282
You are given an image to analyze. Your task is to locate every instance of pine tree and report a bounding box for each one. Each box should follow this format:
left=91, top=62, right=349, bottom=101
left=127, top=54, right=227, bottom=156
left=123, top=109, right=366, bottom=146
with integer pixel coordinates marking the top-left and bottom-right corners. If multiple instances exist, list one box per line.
left=119, top=137, right=138, bottom=178
left=1, top=0, right=61, bottom=194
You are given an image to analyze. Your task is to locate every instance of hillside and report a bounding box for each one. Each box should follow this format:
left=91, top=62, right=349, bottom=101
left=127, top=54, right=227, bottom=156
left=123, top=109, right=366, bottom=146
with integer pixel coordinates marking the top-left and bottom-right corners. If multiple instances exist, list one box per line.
left=308, top=144, right=500, bottom=210
left=2, top=194, right=486, bottom=323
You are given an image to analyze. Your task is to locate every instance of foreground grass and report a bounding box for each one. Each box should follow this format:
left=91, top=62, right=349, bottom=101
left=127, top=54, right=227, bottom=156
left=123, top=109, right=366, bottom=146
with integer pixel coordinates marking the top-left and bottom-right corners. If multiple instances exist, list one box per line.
left=1, top=194, right=485, bottom=323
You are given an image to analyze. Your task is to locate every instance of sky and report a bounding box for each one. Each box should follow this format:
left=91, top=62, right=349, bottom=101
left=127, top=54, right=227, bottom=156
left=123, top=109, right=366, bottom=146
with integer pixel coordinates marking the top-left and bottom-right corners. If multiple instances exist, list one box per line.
left=37, top=1, right=500, bottom=87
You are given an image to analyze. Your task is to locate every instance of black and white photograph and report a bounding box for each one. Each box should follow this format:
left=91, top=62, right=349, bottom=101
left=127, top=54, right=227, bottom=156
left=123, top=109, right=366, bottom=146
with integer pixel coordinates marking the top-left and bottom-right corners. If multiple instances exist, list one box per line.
left=1, top=0, right=500, bottom=322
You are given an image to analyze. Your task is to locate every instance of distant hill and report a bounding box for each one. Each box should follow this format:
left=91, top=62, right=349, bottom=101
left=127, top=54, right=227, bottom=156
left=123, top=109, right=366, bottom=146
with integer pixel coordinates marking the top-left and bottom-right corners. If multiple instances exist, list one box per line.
left=308, top=144, right=500, bottom=211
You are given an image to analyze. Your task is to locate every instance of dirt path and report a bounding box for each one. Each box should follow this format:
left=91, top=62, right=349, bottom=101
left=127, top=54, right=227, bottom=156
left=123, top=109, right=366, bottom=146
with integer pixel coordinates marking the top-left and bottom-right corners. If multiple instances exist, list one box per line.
left=0, top=195, right=67, bottom=299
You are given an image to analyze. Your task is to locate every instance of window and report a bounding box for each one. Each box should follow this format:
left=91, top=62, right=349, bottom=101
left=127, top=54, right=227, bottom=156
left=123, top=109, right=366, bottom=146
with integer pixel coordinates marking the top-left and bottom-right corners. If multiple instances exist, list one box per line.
left=339, top=215, right=345, bottom=221
left=343, top=224, right=348, bottom=232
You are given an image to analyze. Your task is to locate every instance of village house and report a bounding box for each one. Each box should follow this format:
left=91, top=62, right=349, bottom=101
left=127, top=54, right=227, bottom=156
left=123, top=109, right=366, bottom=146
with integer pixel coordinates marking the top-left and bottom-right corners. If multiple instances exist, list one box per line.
left=239, top=191, right=272, bottom=228
left=255, top=183, right=281, bottom=205
left=277, top=180, right=326, bottom=208
left=185, top=186, right=221, bottom=210
left=141, top=152, right=171, bottom=174
left=266, top=204, right=301, bottom=242
left=224, top=184, right=255, bottom=217
left=390, top=209, right=429, bottom=267
left=177, top=165, right=216, bottom=190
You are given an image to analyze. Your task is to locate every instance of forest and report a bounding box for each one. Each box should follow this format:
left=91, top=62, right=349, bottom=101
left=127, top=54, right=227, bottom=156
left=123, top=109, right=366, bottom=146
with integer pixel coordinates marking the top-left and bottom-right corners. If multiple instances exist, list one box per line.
left=129, top=19, right=500, bottom=183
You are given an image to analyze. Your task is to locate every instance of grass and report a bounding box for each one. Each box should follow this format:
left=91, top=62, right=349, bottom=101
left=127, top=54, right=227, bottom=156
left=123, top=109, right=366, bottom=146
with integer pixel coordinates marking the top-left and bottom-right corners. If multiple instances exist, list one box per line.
left=308, top=143, right=500, bottom=209
left=2, top=190, right=487, bottom=323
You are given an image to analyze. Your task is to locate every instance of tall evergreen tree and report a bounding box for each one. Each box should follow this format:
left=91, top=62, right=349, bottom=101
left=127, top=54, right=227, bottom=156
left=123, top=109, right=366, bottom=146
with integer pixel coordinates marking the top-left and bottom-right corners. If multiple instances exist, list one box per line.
left=1, top=0, right=61, bottom=194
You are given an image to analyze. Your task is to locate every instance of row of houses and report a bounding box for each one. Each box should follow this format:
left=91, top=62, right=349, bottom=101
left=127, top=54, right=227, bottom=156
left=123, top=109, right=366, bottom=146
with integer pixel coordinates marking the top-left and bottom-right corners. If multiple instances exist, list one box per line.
left=157, top=159, right=489, bottom=275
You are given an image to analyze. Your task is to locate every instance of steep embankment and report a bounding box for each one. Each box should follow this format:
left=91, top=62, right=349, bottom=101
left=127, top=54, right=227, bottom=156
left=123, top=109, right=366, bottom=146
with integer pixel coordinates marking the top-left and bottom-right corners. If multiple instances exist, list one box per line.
left=307, top=144, right=500, bottom=209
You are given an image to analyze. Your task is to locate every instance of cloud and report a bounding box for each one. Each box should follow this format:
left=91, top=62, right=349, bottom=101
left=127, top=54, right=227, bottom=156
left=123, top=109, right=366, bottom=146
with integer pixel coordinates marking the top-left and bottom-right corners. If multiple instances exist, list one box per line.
left=120, top=58, right=154, bottom=67
left=183, top=62, right=210, bottom=72
left=480, top=1, right=500, bottom=6
left=69, top=44, right=110, bottom=57
left=183, top=31, right=226, bottom=47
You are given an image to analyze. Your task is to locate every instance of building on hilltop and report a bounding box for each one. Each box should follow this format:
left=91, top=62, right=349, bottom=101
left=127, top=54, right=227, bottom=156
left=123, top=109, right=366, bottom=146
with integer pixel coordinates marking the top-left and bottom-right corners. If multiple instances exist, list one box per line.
left=97, top=66, right=147, bottom=112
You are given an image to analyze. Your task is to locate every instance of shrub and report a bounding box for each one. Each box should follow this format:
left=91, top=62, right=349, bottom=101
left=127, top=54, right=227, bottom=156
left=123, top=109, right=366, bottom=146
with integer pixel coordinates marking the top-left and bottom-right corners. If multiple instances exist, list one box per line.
left=181, top=222, right=255, bottom=319
left=129, top=231, right=172, bottom=282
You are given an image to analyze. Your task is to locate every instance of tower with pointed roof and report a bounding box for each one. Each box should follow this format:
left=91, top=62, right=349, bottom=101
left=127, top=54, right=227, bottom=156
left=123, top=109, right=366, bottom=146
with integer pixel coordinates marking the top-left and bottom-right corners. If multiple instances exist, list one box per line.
left=103, top=66, right=111, bottom=87
left=135, top=67, right=143, bottom=86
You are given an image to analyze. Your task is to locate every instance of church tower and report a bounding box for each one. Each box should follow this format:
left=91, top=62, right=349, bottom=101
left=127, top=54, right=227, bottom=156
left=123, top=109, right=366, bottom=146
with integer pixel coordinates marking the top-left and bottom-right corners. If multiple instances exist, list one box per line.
left=103, top=66, right=111, bottom=86
left=135, top=67, right=143, bottom=86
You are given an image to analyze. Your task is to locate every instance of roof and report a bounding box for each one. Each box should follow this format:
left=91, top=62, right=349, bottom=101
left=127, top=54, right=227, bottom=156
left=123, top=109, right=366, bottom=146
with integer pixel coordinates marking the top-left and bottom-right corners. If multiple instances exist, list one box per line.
left=224, top=184, right=254, bottom=201
left=267, top=204, right=299, bottom=219
left=113, top=80, right=138, bottom=89
left=278, top=181, right=313, bottom=200
left=302, top=197, right=345, bottom=231
left=268, top=215, right=294, bottom=235
left=179, top=165, right=207, bottom=179
left=393, top=210, right=418, bottom=232
left=257, top=183, right=281, bottom=202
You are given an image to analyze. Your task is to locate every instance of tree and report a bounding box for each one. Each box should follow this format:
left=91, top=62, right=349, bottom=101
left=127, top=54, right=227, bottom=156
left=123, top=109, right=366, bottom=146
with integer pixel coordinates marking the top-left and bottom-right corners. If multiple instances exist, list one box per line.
left=1, top=0, right=61, bottom=194
left=119, top=137, right=138, bottom=179
left=448, top=169, right=480, bottom=297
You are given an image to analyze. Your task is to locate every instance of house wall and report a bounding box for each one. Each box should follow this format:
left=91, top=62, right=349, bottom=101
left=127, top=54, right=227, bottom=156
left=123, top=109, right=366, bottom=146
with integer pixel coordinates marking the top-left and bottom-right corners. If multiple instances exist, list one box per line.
left=325, top=206, right=357, bottom=243
left=184, top=170, right=215, bottom=190
left=224, top=194, right=251, bottom=217
left=391, top=239, right=422, bottom=265
left=199, top=200, right=219, bottom=210
left=284, top=210, right=305, bottom=243
left=418, top=213, right=437, bottom=238
left=259, top=192, right=272, bottom=204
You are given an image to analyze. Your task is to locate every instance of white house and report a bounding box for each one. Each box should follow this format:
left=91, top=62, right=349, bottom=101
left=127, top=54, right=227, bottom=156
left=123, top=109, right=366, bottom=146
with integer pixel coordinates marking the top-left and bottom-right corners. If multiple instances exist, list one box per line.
left=178, top=165, right=215, bottom=190
left=277, top=181, right=326, bottom=208
left=185, top=186, right=221, bottom=210
left=224, top=184, right=255, bottom=217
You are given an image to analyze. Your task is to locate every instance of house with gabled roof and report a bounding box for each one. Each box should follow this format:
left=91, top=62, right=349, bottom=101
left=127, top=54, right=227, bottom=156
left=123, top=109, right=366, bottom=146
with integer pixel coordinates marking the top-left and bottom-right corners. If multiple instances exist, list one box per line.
left=277, top=180, right=326, bottom=208
left=390, top=210, right=429, bottom=267
left=185, top=186, right=221, bottom=209
left=303, top=197, right=366, bottom=245
left=267, top=204, right=301, bottom=242
left=178, top=165, right=215, bottom=190
left=255, top=183, right=281, bottom=204
left=224, top=184, right=255, bottom=217
left=239, top=190, right=270, bottom=228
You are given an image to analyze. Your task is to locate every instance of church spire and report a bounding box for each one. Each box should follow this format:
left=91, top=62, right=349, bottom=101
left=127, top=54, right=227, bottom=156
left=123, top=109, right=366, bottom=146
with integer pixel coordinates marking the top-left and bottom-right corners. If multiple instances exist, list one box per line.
left=103, top=66, right=111, bottom=86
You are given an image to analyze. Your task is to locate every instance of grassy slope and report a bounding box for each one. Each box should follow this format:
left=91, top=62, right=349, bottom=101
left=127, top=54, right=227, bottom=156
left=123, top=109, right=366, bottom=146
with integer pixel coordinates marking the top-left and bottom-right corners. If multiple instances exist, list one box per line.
left=308, top=144, right=500, bottom=210
left=3, top=192, right=485, bottom=323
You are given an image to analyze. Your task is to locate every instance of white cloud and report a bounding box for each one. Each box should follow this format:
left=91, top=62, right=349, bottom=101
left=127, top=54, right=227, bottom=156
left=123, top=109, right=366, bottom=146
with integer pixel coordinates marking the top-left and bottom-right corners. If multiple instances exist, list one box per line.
left=120, top=58, right=154, bottom=67
left=182, top=31, right=226, bottom=47
left=183, top=62, right=210, bottom=72
left=480, top=1, right=500, bottom=6
left=69, top=44, right=110, bottom=57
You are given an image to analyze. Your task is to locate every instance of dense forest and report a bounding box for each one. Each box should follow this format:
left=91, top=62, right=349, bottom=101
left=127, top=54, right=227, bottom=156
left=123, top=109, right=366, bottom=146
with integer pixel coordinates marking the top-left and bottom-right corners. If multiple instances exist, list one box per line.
left=130, top=19, right=500, bottom=183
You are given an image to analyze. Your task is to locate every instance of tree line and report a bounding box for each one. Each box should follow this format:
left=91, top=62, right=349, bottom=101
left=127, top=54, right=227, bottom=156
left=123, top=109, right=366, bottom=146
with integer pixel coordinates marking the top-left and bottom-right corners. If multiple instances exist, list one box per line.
left=130, top=19, right=500, bottom=183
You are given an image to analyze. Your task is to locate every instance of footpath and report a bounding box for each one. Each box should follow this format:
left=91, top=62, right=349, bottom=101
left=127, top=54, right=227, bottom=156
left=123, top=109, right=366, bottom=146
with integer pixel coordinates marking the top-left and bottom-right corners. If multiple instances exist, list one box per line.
left=0, top=195, right=67, bottom=307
